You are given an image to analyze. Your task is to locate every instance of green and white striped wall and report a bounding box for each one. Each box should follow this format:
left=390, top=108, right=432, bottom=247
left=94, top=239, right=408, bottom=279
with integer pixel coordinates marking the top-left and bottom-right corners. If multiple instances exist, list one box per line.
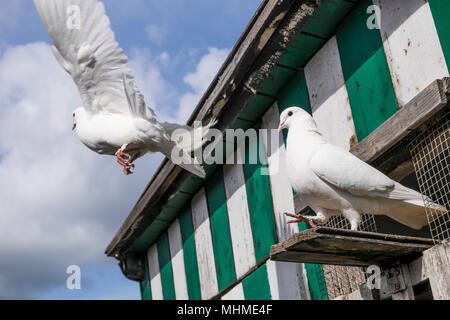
left=140, top=107, right=310, bottom=300
left=139, top=0, right=450, bottom=300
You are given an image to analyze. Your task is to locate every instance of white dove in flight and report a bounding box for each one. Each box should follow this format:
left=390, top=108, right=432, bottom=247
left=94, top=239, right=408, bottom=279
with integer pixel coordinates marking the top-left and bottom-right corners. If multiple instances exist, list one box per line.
left=34, top=0, right=215, bottom=177
left=279, top=107, right=447, bottom=231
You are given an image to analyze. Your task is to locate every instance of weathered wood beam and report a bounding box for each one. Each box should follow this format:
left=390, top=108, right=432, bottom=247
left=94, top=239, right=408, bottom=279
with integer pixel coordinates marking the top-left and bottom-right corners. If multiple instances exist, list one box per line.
left=351, top=77, right=450, bottom=163
left=270, top=227, right=434, bottom=267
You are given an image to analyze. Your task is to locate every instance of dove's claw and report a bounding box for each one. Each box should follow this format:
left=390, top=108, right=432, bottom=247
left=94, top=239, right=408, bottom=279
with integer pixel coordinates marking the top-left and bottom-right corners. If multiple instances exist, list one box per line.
left=116, top=148, right=136, bottom=176
left=284, top=213, right=317, bottom=229
left=123, top=167, right=134, bottom=175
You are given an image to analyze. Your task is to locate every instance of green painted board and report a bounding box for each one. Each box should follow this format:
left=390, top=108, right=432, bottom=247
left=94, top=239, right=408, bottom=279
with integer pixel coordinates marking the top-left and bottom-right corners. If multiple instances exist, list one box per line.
left=229, top=117, right=257, bottom=131
left=239, top=94, right=275, bottom=123
left=140, top=256, right=152, bottom=300
left=179, top=176, right=204, bottom=195
left=157, top=232, right=176, bottom=300
left=303, top=0, right=356, bottom=38
left=130, top=228, right=160, bottom=252
left=258, top=66, right=296, bottom=97
left=179, top=205, right=202, bottom=300
left=242, top=130, right=278, bottom=263
left=336, top=0, right=398, bottom=140
left=429, top=0, right=450, bottom=72
left=305, top=263, right=329, bottom=300
left=278, top=33, right=325, bottom=69
left=277, top=71, right=312, bottom=144
left=242, top=264, right=272, bottom=300
left=277, top=71, right=312, bottom=113
left=297, top=208, right=328, bottom=300
left=162, top=191, right=192, bottom=212
left=205, top=170, right=237, bottom=292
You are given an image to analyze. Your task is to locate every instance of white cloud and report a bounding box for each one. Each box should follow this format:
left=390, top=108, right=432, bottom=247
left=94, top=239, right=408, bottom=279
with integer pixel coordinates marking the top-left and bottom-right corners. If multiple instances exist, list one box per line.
left=177, top=47, right=229, bottom=122
left=145, top=24, right=167, bottom=45
left=0, top=42, right=161, bottom=299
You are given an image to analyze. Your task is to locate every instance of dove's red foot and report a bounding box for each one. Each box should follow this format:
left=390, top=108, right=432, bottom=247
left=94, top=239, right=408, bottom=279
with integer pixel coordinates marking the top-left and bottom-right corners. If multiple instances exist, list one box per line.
left=116, top=149, right=135, bottom=176
left=285, top=212, right=317, bottom=229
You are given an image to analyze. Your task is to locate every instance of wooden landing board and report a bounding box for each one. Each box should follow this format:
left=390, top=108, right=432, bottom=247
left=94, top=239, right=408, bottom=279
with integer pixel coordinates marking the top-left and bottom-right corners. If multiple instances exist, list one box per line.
left=270, top=227, right=435, bottom=267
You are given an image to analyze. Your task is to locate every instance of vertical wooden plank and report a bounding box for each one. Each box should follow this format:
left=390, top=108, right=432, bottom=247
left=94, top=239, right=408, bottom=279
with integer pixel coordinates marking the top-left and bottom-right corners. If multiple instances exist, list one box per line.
left=261, top=102, right=299, bottom=239
left=179, top=205, right=202, bottom=300
left=429, top=0, right=450, bottom=70
left=147, top=244, right=164, bottom=300
left=265, top=258, right=310, bottom=300
left=242, top=264, right=272, bottom=300
left=391, top=264, right=415, bottom=300
left=374, top=0, right=449, bottom=107
left=221, top=283, right=245, bottom=300
left=266, top=260, right=280, bottom=300
left=304, top=263, right=329, bottom=300
left=242, top=132, right=278, bottom=263
left=304, top=36, right=357, bottom=150
left=260, top=103, right=310, bottom=300
left=157, top=232, right=176, bottom=300
left=191, top=188, right=219, bottom=299
left=223, top=162, right=256, bottom=279
left=168, top=219, right=189, bottom=300
left=205, top=170, right=237, bottom=292
left=422, top=244, right=450, bottom=300
left=140, top=256, right=152, bottom=300
left=336, top=0, right=399, bottom=141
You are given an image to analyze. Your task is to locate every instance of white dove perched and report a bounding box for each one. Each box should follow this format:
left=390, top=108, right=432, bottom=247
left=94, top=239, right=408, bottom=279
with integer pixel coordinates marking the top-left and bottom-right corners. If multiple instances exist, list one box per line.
left=278, top=107, right=446, bottom=231
left=34, top=0, right=215, bottom=177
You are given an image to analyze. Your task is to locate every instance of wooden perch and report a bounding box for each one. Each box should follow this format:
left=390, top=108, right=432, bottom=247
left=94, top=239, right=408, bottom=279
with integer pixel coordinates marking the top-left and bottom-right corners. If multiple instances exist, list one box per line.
left=270, top=227, right=435, bottom=267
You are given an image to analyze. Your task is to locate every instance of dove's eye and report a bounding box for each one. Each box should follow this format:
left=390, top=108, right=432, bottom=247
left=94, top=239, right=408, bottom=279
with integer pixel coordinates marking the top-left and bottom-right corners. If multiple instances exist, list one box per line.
left=288, top=111, right=293, bottom=117
left=73, top=113, right=75, bottom=117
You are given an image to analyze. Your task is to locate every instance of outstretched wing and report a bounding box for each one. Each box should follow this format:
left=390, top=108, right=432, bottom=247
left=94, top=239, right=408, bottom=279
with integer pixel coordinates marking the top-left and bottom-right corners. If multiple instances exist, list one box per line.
left=310, top=144, right=398, bottom=198
left=34, top=0, right=156, bottom=121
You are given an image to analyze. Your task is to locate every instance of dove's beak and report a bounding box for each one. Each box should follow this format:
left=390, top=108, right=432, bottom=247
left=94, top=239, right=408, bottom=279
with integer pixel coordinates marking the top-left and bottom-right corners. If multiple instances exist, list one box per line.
left=278, top=121, right=286, bottom=132
left=72, top=123, right=77, bottom=131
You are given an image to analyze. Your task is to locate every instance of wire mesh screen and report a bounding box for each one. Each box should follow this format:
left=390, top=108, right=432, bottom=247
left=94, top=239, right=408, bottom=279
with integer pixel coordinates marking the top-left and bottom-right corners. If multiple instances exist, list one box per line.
left=321, top=214, right=376, bottom=299
left=322, top=265, right=367, bottom=299
left=410, top=111, right=450, bottom=243
left=324, top=214, right=378, bottom=233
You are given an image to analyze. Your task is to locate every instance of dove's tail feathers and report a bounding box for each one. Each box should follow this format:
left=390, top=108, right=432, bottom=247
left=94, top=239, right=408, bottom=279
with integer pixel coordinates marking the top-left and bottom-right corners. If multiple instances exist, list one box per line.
left=163, top=118, right=217, bottom=154
left=384, top=185, right=448, bottom=230
left=389, top=183, right=448, bottom=214
left=385, top=202, right=429, bottom=230
left=428, top=202, right=448, bottom=214
left=159, top=143, right=206, bottom=179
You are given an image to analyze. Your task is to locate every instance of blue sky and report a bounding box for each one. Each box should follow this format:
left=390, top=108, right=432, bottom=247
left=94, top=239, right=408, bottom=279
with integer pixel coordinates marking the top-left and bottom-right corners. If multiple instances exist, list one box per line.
left=0, top=0, right=262, bottom=299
